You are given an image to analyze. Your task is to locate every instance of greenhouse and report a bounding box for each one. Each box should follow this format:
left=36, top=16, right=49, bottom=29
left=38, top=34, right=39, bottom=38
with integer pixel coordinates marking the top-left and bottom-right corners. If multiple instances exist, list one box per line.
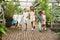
left=0, top=0, right=60, bottom=40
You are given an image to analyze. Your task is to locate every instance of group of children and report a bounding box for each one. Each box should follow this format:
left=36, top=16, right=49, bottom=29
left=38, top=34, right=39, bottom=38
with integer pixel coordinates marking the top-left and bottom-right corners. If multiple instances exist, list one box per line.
left=38, top=11, right=46, bottom=32
left=12, top=6, right=46, bottom=32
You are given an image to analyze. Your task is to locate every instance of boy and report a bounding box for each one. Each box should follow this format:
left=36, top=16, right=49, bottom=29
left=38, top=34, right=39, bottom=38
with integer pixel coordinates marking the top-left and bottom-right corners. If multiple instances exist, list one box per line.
left=37, top=11, right=42, bottom=32
left=12, top=11, right=18, bottom=28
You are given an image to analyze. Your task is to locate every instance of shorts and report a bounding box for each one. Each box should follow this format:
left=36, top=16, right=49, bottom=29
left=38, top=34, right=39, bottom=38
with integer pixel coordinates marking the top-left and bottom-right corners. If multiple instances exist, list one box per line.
left=12, top=20, right=17, bottom=25
left=23, top=19, right=28, bottom=24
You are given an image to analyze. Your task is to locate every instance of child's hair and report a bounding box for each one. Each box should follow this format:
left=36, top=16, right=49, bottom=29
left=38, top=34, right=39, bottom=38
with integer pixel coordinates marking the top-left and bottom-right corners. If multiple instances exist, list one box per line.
left=24, top=8, right=26, bottom=10
left=30, top=6, right=34, bottom=12
left=38, top=11, right=42, bottom=15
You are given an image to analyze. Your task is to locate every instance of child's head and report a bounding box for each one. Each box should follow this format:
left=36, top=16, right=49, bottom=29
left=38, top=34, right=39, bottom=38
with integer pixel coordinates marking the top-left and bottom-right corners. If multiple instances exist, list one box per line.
left=24, top=8, right=27, bottom=12
left=38, top=11, right=42, bottom=15
left=30, top=6, right=34, bottom=12
left=42, top=10, right=45, bottom=14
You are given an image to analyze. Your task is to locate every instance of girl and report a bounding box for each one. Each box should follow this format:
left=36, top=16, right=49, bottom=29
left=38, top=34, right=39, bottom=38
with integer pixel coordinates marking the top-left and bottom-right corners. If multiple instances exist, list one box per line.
left=29, top=6, right=36, bottom=30
left=42, top=11, right=47, bottom=31
left=23, top=8, right=28, bottom=31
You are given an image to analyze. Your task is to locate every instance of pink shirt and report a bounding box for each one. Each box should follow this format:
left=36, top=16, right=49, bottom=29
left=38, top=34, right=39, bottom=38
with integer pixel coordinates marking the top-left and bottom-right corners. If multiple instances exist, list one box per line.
left=42, top=14, right=46, bottom=24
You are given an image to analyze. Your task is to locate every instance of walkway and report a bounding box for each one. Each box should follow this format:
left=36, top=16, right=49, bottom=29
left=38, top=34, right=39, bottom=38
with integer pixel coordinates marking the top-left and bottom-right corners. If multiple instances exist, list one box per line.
left=2, top=21, right=60, bottom=40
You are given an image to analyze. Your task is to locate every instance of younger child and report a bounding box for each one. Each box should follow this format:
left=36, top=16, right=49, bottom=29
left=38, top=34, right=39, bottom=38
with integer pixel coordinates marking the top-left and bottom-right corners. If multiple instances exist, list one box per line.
left=12, top=11, right=18, bottom=28
left=23, top=8, right=28, bottom=31
left=42, top=11, right=47, bottom=31
left=29, top=6, right=36, bottom=30
left=17, top=13, right=23, bottom=30
left=37, top=11, right=42, bottom=32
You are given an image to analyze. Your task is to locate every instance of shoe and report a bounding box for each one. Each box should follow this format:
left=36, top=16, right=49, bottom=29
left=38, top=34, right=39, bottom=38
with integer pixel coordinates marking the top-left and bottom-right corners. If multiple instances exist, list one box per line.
left=33, top=26, right=35, bottom=29
left=32, top=28, right=34, bottom=31
left=39, top=30, right=42, bottom=32
left=45, top=28, right=47, bottom=31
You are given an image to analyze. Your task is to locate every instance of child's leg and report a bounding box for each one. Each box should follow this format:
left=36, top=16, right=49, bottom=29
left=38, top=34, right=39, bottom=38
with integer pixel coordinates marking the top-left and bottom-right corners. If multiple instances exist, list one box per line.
left=44, top=24, right=47, bottom=30
left=33, top=21, right=35, bottom=29
left=31, top=22, right=33, bottom=28
left=20, top=24, right=22, bottom=30
left=42, top=24, right=47, bottom=30
left=39, top=22, right=42, bottom=31
left=24, top=20, right=28, bottom=31
left=25, top=23, right=27, bottom=31
left=15, top=23, right=17, bottom=28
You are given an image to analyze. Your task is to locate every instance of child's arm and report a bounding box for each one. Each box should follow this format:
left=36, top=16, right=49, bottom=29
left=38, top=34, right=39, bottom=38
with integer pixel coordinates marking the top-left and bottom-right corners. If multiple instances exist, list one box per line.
left=26, top=13, right=30, bottom=19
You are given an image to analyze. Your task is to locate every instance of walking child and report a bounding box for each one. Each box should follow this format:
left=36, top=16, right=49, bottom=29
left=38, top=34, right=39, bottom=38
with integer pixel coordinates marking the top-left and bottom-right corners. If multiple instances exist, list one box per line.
left=23, top=8, right=28, bottom=31
left=17, top=13, right=23, bottom=30
left=12, top=11, right=18, bottom=28
left=42, top=11, right=47, bottom=31
left=37, top=11, right=42, bottom=32
left=29, top=6, right=36, bottom=30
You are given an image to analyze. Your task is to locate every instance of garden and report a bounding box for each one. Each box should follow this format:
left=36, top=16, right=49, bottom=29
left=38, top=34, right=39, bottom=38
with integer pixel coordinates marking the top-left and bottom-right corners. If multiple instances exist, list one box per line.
left=0, top=0, right=60, bottom=40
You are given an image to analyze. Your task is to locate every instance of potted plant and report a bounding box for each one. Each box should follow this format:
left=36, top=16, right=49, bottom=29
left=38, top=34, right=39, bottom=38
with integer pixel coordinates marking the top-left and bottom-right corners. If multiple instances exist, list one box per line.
left=4, top=2, right=15, bottom=27
left=0, top=24, right=6, bottom=40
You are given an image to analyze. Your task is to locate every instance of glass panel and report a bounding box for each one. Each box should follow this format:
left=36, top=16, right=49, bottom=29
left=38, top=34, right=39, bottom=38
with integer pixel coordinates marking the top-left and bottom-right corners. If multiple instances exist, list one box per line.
left=28, top=0, right=35, bottom=1
left=20, top=2, right=27, bottom=6
left=19, top=0, right=27, bottom=1
left=27, top=2, right=32, bottom=6
left=48, top=3, right=52, bottom=6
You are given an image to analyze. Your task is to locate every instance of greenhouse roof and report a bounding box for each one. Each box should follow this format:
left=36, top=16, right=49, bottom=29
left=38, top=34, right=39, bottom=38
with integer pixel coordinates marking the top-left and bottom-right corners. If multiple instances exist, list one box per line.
left=49, top=0, right=60, bottom=2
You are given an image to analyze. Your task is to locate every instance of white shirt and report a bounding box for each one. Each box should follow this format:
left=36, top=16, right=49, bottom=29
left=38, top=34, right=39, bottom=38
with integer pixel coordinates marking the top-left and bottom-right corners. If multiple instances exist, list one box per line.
left=13, top=14, right=18, bottom=20
left=23, top=12, right=28, bottom=19
left=18, top=15, right=23, bottom=20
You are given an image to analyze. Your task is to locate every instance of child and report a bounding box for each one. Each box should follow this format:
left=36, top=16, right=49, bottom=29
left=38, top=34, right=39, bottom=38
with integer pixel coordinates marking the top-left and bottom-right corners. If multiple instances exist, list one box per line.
left=37, top=11, right=42, bottom=32
left=23, top=8, right=28, bottom=31
left=29, top=6, right=36, bottom=30
left=42, top=11, right=47, bottom=31
left=17, top=13, right=23, bottom=30
left=12, top=11, right=18, bottom=28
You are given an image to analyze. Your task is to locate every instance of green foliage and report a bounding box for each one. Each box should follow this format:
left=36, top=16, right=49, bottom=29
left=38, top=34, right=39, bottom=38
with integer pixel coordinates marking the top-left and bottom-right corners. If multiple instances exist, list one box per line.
left=34, top=0, right=52, bottom=26
left=0, top=0, right=2, bottom=3
left=4, top=2, right=15, bottom=19
left=0, top=24, right=6, bottom=35
left=14, top=3, right=22, bottom=13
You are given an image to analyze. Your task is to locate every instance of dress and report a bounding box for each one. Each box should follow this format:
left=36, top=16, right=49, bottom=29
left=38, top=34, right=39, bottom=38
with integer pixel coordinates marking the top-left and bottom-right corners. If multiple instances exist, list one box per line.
left=23, top=12, right=28, bottom=23
left=42, top=14, right=46, bottom=25
left=30, top=11, right=35, bottom=22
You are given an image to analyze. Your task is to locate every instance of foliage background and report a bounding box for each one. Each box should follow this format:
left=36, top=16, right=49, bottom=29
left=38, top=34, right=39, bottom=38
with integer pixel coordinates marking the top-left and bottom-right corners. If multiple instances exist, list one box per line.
left=34, top=0, right=52, bottom=26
